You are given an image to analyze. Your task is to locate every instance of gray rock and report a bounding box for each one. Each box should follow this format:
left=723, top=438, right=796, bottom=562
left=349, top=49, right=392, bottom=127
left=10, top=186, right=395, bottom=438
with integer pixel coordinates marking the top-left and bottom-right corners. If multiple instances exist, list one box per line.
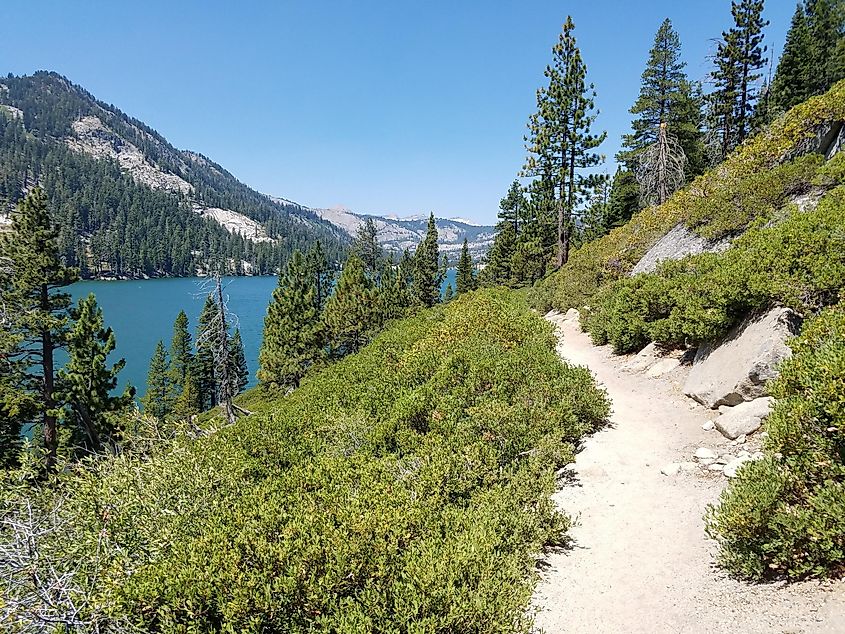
left=631, top=224, right=731, bottom=276
left=701, top=420, right=715, bottom=432
left=694, top=447, right=717, bottom=461
left=646, top=357, right=681, bottom=378
left=660, top=463, right=681, bottom=476
left=679, top=462, right=700, bottom=473
left=683, top=308, right=801, bottom=409
left=564, top=308, right=580, bottom=322
left=723, top=455, right=754, bottom=478
left=708, top=463, right=725, bottom=472
left=715, top=397, right=773, bottom=440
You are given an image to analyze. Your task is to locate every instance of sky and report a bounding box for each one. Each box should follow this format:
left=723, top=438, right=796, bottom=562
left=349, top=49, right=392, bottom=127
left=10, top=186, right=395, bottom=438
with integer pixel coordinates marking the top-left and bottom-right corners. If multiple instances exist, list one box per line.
left=1, top=1, right=793, bottom=225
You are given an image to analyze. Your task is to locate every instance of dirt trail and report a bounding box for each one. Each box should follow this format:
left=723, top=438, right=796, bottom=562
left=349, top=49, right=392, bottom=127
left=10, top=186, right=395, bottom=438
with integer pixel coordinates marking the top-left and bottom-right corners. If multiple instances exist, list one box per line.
left=531, top=312, right=845, bottom=634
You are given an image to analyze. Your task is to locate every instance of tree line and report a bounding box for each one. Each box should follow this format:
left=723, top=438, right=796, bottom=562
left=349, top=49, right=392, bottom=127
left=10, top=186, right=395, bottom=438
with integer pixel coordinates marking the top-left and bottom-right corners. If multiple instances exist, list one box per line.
left=484, top=0, right=845, bottom=288
left=257, top=215, right=478, bottom=390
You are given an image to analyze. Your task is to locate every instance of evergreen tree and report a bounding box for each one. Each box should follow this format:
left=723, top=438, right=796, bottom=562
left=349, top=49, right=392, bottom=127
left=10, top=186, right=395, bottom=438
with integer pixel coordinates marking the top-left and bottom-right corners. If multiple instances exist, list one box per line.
left=0, top=260, right=27, bottom=468
left=169, top=310, right=194, bottom=392
left=323, top=256, right=380, bottom=357
left=806, top=0, right=845, bottom=95
left=605, top=168, right=640, bottom=230
left=443, top=283, right=455, bottom=302
left=195, top=295, right=217, bottom=409
left=412, top=213, right=442, bottom=307
left=483, top=222, right=517, bottom=286
left=710, top=0, right=769, bottom=159
left=353, top=218, right=383, bottom=278
left=58, top=293, right=134, bottom=453
left=769, top=4, right=813, bottom=114
left=619, top=18, right=705, bottom=201
left=258, top=250, right=323, bottom=389
left=498, top=181, right=526, bottom=233
left=523, top=16, right=606, bottom=268
left=142, top=340, right=174, bottom=421
left=378, top=263, right=412, bottom=320
left=0, top=187, right=77, bottom=470
left=229, top=329, right=249, bottom=396
left=305, top=240, right=334, bottom=312
left=456, top=239, right=476, bottom=294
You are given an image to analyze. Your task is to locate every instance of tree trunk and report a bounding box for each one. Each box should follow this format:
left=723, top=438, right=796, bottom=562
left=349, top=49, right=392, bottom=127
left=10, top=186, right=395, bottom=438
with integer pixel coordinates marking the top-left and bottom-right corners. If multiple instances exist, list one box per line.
left=40, top=283, right=57, bottom=471
left=215, top=276, right=236, bottom=426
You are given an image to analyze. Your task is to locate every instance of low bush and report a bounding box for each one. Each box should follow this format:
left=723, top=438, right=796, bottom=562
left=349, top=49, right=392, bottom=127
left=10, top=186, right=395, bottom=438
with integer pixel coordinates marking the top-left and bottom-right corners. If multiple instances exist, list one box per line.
left=706, top=305, right=845, bottom=579
left=581, top=185, right=845, bottom=353
left=0, top=289, right=609, bottom=632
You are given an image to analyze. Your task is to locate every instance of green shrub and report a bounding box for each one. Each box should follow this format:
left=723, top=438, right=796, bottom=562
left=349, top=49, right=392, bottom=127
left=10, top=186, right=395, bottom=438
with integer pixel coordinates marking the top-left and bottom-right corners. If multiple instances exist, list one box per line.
left=582, top=185, right=845, bottom=353
left=706, top=305, right=845, bottom=579
left=0, top=289, right=609, bottom=632
left=535, top=80, right=845, bottom=315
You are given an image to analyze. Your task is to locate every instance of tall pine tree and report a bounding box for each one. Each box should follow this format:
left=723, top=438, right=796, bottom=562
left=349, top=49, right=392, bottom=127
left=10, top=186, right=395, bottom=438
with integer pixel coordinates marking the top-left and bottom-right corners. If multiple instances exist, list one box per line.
left=456, top=239, right=476, bottom=294
left=258, top=250, right=323, bottom=389
left=142, top=340, right=174, bottom=421
left=523, top=16, right=606, bottom=268
left=710, top=0, right=768, bottom=159
left=195, top=295, right=217, bottom=410
left=0, top=187, right=77, bottom=470
left=58, top=293, right=133, bottom=453
left=323, top=255, right=381, bottom=357
left=412, top=213, right=442, bottom=307
left=229, top=328, right=249, bottom=396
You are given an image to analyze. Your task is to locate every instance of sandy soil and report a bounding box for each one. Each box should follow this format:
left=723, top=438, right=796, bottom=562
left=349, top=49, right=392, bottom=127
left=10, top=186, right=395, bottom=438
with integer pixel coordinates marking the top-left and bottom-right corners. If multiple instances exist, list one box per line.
left=531, top=312, right=845, bottom=634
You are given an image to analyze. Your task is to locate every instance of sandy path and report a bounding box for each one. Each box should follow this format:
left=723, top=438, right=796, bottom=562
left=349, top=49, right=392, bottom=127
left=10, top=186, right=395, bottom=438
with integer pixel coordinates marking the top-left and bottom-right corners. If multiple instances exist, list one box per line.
left=531, top=312, right=845, bottom=634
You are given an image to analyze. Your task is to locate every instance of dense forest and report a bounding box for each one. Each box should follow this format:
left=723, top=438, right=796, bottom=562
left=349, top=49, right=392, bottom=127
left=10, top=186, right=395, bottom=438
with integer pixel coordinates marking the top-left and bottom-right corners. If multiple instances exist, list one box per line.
left=0, top=72, right=347, bottom=278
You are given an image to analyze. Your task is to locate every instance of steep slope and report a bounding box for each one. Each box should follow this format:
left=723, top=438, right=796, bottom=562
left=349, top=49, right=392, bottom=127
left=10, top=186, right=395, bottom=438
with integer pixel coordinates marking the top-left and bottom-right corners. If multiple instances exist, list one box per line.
left=314, top=205, right=496, bottom=258
left=0, top=71, right=346, bottom=277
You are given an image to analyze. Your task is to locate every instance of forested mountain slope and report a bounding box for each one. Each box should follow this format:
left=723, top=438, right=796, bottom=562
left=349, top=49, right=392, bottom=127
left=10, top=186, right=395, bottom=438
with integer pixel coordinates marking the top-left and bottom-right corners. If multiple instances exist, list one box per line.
left=0, top=72, right=347, bottom=278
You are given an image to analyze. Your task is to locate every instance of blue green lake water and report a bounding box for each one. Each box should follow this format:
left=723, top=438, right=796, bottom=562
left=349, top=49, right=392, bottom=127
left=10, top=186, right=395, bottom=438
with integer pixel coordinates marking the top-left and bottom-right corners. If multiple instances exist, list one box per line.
left=69, top=269, right=458, bottom=399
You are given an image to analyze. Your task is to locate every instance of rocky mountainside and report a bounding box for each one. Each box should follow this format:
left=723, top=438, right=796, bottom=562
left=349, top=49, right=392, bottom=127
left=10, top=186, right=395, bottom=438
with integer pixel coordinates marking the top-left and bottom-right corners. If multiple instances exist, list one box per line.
left=0, top=72, right=346, bottom=277
left=313, top=205, right=495, bottom=259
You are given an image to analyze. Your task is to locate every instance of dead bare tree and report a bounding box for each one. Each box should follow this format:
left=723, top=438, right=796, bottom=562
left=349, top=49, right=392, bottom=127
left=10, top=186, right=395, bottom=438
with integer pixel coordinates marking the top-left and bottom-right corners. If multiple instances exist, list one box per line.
left=636, top=122, right=688, bottom=207
left=196, top=272, right=237, bottom=426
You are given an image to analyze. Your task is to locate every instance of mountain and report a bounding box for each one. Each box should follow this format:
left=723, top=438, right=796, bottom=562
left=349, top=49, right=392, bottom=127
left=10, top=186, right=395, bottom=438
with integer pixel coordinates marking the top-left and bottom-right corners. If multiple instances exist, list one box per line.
left=0, top=72, right=347, bottom=278
left=313, top=205, right=496, bottom=260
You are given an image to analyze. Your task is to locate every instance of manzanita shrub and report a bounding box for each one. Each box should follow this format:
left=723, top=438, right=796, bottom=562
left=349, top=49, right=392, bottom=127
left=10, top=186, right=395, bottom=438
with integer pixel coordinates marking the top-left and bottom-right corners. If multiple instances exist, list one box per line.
left=706, top=305, right=845, bottom=579
left=0, top=289, right=609, bottom=632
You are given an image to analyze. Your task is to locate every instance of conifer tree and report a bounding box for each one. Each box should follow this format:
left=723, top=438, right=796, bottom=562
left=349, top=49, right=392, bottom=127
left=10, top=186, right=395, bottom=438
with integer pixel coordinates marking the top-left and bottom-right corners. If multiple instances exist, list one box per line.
left=169, top=310, right=194, bottom=393
left=769, top=4, right=813, bottom=114
left=323, top=255, right=380, bottom=357
left=710, top=0, right=769, bottom=159
left=619, top=18, right=705, bottom=198
left=353, top=218, right=383, bottom=278
left=0, top=188, right=77, bottom=470
left=0, top=257, right=27, bottom=467
left=305, top=240, right=333, bottom=312
left=605, top=168, right=640, bottom=230
left=195, top=295, right=217, bottom=409
left=229, top=328, right=249, bottom=396
left=142, top=340, right=174, bottom=421
left=523, top=16, right=606, bottom=268
left=258, top=250, right=323, bottom=389
left=498, top=181, right=526, bottom=233
left=483, top=221, right=517, bottom=286
left=58, top=293, right=133, bottom=453
left=443, top=283, right=455, bottom=302
left=412, top=213, right=442, bottom=307
left=378, top=263, right=412, bottom=320
left=456, top=239, right=476, bottom=294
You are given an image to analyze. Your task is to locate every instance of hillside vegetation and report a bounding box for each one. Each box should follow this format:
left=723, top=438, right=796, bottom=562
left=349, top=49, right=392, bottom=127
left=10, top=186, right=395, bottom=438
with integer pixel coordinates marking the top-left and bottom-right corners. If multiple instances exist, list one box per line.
left=531, top=81, right=845, bottom=580
left=0, top=290, right=609, bottom=632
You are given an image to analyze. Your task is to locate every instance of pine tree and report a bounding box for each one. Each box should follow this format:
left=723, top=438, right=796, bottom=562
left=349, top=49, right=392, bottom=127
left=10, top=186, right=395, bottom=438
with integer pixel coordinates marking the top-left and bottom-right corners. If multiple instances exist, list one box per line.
left=806, top=0, right=845, bottom=95
left=710, top=0, right=769, bottom=159
left=195, top=295, right=217, bottom=410
left=483, top=221, right=517, bottom=286
left=523, top=16, right=606, bottom=268
left=142, top=340, right=174, bottom=420
left=619, top=18, right=705, bottom=190
left=305, top=240, right=334, bottom=312
left=229, top=328, right=249, bottom=396
left=769, top=3, right=813, bottom=114
left=258, top=250, right=323, bottom=389
left=353, top=218, right=383, bottom=278
left=443, top=283, right=454, bottom=302
left=498, top=181, right=526, bottom=233
left=378, top=263, right=412, bottom=320
left=0, top=260, right=27, bottom=468
left=456, top=239, right=476, bottom=294
left=412, top=213, right=442, bottom=307
left=58, top=293, right=133, bottom=453
left=605, top=168, right=640, bottom=230
left=324, top=255, right=381, bottom=357
left=0, top=188, right=77, bottom=470
left=169, top=310, right=194, bottom=393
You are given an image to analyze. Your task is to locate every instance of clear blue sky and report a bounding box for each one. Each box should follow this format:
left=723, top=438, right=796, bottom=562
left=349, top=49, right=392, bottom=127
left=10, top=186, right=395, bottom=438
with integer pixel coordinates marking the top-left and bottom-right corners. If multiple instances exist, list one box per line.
left=2, top=1, right=792, bottom=224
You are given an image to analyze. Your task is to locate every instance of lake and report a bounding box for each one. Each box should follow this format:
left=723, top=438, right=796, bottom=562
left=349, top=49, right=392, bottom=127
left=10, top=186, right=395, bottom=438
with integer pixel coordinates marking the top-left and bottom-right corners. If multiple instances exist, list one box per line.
left=69, top=269, right=458, bottom=399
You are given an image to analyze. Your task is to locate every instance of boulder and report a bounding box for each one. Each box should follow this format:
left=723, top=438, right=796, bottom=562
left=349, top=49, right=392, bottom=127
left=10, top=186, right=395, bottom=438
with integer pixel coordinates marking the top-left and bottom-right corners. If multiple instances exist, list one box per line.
left=631, top=224, right=731, bottom=276
left=683, top=308, right=801, bottom=409
left=714, top=397, right=774, bottom=440
left=564, top=308, right=580, bottom=322
left=646, top=357, right=681, bottom=378
left=694, top=447, right=716, bottom=461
